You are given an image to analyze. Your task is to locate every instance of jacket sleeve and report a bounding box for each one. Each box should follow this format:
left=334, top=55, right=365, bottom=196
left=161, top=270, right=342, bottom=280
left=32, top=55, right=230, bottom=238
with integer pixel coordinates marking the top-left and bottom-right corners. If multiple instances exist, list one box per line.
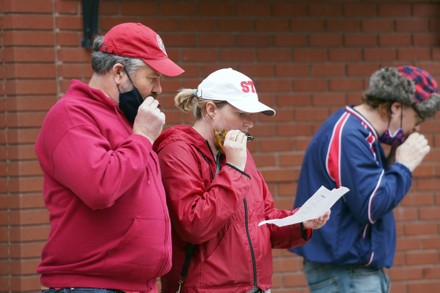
left=48, top=125, right=153, bottom=210
left=335, top=128, right=412, bottom=225
left=157, top=141, right=251, bottom=244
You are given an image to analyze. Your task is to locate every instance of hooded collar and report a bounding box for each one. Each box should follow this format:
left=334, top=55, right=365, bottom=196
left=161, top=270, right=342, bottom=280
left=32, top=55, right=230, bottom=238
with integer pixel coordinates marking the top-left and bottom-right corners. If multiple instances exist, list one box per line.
left=153, top=125, right=215, bottom=162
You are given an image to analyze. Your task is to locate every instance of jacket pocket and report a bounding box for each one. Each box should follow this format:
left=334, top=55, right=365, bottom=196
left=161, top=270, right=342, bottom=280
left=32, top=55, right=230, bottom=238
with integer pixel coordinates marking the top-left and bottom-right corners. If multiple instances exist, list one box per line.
left=104, top=217, right=171, bottom=280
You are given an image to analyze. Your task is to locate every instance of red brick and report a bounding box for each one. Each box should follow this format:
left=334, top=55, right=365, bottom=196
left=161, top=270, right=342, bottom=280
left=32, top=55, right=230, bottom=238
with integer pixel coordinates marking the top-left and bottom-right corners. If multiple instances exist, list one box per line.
left=378, top=4, right=411, bottom=17
left=217, top=19, right=253, bottom=32
left=273, top=34, right=308, bottom=47
left=55, top=15, right=82, bottom=30
left=3, top=48, right=56, bottom=62
left=261, top=167, right=295, bottom=182
left=407, top=251, right=440, bottom=265
left=290, top=19, right=325, bottom=32
left=57, top=31, right=83, bottom=47
left=220, top=49, right=255, bottom=62
left=199, top=34, right=235, bottom=47
left=310, top=33, right=343, bottom=47
left=198, top=3, right=235, bottom=17
left=2, top=0, right=53, bottom=13
left=308, top=4, right=342, bottom=17
left=236, top=2, right=271, bottom=17
left=2, top=15, right=54, bottom=30
left=258, top=79, right=293, bottom=92
left=3, top=31, right=56, bottom=46
left=293, top=48, right=328, bottom=62
left=404, top=222, right=438, bottom=236
left=364, top=48, right=397, bottom=61
left=329, top=78, right=363, bottom=91
left=160, top=2, right=197, bottom=16
left=398, top=48, right=431, bottom=61
left=120, top=1, right=157, bottom=15
left=293, top=79, right=328, bottom=92
left=5, top=80, right=57, bottom=96
left=343, top=3, right=377, bottom=17
left=55, top=0, right=80, bottom=14
left=362, top=19, right=394, bottom=32
left=396, top=19, right=430, bottom=32
left=327, top=19, right=360, bottom=32
left=252, top=154, right=276, bottom=167
left=408, top=282, right=440, bottom=293
left=255, top=19, right=290, bottom=32
left=414, top=33, right=440, bottom=46
left=179, top=19, right=215, bottom=32
left=272, top=3, right=306, bottom=17
left=9, top=274, right=42, bottom=291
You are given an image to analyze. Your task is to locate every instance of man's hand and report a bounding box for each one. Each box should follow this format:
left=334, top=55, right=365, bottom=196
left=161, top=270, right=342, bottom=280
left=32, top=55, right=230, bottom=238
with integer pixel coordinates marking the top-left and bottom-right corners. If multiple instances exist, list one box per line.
left=132, top=96, right=165, bottom=144
left=395, top=132, right=430, bottom=172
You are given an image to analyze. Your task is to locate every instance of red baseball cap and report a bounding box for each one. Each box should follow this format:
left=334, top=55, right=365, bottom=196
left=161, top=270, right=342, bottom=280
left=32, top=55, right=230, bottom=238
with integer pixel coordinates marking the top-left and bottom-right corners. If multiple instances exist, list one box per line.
left=98, top=22, right=184, bottom=77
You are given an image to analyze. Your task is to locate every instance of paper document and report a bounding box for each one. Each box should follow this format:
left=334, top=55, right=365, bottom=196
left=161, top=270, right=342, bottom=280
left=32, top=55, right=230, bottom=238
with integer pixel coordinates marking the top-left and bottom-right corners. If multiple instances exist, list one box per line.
left=258, top=185, right=349, bottom=227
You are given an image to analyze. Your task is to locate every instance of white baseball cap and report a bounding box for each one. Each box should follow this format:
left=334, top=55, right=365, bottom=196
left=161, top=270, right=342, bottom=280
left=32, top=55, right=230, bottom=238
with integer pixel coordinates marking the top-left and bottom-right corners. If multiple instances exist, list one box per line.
left=195, top=68, right=276, bottom=116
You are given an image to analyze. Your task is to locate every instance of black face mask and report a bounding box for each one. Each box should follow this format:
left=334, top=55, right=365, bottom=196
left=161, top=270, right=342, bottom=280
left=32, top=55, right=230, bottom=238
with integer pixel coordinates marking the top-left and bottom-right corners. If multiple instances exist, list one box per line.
left=118, top=86, right=143, bottom=125
left=118, top=69, right=143, bottom=125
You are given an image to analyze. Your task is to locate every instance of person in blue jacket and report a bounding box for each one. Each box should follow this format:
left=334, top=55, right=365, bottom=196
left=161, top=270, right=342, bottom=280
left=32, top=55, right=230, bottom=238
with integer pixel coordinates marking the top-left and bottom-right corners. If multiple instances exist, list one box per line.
left=291, top=66, right=440, bottom=293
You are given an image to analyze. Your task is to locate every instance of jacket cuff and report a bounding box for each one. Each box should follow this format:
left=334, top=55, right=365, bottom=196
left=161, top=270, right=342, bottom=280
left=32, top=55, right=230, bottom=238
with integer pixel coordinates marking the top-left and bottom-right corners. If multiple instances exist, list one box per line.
left=300, top=222, right=313, bottom=241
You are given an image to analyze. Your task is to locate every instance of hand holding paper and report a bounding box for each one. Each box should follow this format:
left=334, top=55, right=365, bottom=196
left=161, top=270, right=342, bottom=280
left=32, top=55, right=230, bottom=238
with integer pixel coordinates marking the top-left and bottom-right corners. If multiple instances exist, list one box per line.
left=258, top=185, right=349, bottom=227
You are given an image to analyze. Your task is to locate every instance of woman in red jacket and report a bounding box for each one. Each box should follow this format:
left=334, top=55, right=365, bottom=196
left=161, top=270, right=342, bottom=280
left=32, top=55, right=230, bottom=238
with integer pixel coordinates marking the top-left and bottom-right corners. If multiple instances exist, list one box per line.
left=153, top=68, right=330, bottom=293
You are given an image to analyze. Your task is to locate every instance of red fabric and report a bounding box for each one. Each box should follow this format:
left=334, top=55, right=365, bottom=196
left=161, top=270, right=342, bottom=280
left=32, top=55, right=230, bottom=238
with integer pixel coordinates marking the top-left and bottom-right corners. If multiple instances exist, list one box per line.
left=153, top=126, right=310, bottom=293
left=397, top=65, right=438, bottom=103
left=35, top=80, right=171, bottom=291
left=99, top=22, right=184, bottom=77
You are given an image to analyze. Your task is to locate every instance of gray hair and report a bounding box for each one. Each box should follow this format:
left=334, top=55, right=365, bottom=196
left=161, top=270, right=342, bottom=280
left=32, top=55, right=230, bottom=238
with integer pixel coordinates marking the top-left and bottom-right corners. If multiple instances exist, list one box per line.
left=91, top=35, right=145, bottom=76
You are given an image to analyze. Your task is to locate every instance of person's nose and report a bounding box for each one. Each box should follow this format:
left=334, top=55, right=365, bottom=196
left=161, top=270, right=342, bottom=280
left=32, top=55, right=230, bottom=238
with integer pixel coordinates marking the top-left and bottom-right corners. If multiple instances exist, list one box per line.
left=153, top=78, right=162, bottom=95
left=243, top=117, right=254, bottom=129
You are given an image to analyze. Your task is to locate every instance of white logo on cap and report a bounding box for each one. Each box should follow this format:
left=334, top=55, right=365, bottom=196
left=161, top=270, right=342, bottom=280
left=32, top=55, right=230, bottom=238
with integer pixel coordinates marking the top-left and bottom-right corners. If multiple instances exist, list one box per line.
left=156, top=34, right=168, bottom=56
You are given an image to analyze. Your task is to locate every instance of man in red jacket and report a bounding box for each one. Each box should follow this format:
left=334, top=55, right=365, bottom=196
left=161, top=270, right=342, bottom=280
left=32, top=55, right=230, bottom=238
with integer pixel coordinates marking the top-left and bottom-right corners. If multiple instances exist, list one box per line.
left=35, top=23, right=183, bottom=293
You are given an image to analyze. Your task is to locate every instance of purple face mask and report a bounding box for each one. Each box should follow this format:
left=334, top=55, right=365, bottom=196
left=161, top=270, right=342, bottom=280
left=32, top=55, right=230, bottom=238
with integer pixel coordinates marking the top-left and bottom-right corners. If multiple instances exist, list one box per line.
left=379, top=104, right=407, bottom=147
left=378, top=128, right=405, bottom=147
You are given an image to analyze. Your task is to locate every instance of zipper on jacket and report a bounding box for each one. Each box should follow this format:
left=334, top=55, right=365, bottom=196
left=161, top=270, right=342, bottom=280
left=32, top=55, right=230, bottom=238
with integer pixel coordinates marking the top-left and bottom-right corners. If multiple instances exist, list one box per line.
left=243, top=198, right=258, bottom=287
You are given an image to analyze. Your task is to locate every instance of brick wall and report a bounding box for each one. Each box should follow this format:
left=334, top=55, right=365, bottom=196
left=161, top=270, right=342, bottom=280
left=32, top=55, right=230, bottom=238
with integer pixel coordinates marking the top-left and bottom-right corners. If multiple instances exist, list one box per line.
left=1, top=0, right=440, bottom=292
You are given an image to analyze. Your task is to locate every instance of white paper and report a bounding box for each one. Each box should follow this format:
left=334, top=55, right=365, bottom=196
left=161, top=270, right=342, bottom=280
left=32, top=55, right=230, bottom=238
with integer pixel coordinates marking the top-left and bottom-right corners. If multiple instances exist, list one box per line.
left=258, top=185, right=349, bottom=227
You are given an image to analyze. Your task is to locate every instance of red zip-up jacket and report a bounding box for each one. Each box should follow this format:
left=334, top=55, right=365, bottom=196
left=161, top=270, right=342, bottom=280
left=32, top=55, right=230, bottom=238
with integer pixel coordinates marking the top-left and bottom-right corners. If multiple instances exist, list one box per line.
left=35, top=80, right=171, bottom=291
left=153, top=125, right=311, bottom=293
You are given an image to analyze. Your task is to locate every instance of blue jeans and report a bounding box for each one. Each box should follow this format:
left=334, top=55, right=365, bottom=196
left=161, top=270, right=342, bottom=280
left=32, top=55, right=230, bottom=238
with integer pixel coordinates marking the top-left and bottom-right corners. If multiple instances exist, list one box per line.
left=42, top=289, right=123, bottom=293
left=304, top=260, right=390, bottom=293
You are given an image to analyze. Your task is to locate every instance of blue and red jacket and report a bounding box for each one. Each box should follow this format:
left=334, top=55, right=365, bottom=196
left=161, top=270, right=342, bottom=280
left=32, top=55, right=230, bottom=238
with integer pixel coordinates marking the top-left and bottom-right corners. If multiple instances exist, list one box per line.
left=291, top=106, right=412, bottom=269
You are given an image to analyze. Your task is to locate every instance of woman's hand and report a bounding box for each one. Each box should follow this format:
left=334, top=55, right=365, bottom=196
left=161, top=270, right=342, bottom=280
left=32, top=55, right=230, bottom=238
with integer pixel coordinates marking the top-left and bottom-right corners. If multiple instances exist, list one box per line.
left=303, top=210, right=331, bottom=230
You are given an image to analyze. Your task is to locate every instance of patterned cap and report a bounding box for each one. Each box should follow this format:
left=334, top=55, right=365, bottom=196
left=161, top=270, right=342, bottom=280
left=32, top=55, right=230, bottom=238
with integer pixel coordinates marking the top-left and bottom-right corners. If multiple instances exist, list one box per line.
left=364, top=66, right=440, bottom=119
left=397, top=66, right=438, bottom=104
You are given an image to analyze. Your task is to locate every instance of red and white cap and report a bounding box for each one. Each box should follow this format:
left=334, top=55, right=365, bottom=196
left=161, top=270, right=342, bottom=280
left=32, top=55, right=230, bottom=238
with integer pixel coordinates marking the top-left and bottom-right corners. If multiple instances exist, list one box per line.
left=98, top=22, right=184, bottom=77
left=195, top=68, right=276, bottom=116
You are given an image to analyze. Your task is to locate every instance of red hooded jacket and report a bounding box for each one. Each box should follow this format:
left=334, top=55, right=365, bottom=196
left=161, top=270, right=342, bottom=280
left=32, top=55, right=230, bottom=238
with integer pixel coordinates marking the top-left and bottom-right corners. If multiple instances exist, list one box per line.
left=35, top=80, right=171, bottom=291
left=153, top=125, right=311, bottom=293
